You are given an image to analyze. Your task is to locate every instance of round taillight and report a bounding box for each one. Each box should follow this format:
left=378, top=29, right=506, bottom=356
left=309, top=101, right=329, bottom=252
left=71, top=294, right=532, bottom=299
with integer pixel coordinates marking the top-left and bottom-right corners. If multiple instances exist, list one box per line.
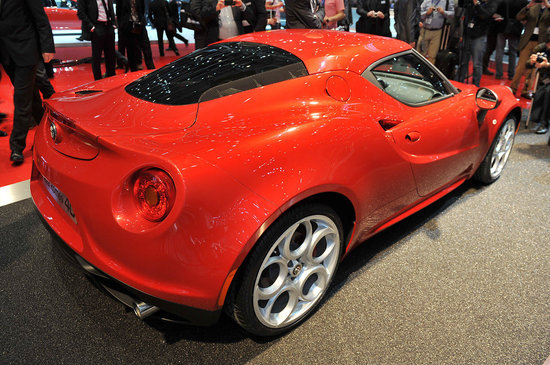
left=133, top=169, right=175, bottom=222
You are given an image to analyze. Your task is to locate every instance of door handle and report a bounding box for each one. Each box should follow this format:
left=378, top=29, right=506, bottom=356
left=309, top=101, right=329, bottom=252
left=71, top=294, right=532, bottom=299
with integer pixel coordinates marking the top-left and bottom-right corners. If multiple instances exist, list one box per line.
left=405, top=132, right=421, bottom=142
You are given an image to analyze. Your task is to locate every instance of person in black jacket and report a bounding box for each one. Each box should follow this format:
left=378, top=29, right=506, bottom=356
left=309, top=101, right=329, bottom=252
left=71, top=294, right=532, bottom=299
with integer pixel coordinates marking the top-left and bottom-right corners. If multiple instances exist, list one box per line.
left=285, top=0, right=324, bottom=28
left=168, top=0, right=190, bottom=52
left=116, top=0, right=156, bottom=71
left=456, top=0, right=498, bottom=86
left=78, top=0, right=118, bottom=80
left=527, top=29, right=550, bottom=137
left=0, top=0, right=55, bottom=164
left=190, top=0, right=218, bottom=48
left=149, top=0, right=174, bottom=56
left=243, top=0, right=267, bottom=33
left=190, top=0, right=252, bottom=48
left=356, top=0, right=391, bottom=36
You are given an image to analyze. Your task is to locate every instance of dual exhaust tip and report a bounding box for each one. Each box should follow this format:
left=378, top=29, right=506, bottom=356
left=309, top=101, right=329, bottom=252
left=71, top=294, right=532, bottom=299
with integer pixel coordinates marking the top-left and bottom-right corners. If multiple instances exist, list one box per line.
left=133, top=301, right=159, bottom=320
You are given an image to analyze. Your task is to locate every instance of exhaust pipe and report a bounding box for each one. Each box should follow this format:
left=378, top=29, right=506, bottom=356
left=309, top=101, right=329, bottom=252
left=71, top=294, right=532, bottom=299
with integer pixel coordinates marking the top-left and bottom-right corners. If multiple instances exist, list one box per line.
left=133, top=302, right=159, bottom=319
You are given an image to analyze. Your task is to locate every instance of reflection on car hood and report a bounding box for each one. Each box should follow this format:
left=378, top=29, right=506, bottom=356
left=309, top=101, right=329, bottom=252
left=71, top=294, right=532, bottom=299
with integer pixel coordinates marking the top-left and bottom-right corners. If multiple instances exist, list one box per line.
left=46, top=80, right=198, bottom=138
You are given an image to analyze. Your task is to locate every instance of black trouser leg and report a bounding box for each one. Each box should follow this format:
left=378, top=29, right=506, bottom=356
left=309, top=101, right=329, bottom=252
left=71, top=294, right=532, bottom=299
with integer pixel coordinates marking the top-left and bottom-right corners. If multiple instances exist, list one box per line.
left=104, top=26, right=116, bottom=77
left=156, top=27, right=165, bottom=56
left=35, top=62, right=55, bottom=99
left=4, top=62, right=38, bottom=154
left=531, top=85, right=550, bottom=127
left=138, top=31, right=155, bottom=70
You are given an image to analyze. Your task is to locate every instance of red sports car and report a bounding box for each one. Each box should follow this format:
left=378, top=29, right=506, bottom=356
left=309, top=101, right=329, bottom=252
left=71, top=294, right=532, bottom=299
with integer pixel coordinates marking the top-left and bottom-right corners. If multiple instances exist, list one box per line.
left=31, top=30, right=520, bottom=336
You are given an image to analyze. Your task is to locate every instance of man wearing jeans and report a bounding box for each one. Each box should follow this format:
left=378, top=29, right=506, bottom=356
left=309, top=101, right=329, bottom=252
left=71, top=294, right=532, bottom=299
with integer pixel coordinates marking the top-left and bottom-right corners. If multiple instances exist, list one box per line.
left=457, top=0, right=498, bottom=86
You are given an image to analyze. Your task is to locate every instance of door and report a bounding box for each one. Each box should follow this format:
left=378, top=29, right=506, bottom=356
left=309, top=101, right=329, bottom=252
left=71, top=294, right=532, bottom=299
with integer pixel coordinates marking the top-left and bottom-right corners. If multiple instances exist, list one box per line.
left=368, top=52, right=481, bottom=196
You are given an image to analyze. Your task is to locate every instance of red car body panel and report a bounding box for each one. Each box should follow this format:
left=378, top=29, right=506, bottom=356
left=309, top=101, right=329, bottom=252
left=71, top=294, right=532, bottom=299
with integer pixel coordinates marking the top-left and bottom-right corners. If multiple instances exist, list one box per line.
left=45, top=7, right=80, bottom=31
left=30, top=30, right=521, bottom=322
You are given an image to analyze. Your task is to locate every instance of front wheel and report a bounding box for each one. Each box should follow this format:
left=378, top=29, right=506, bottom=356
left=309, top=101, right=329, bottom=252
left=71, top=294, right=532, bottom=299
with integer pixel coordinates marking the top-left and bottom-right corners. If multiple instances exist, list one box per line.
left=474, top=115, right=517, bottom=184
left=229, top=204, right=343, bottom=336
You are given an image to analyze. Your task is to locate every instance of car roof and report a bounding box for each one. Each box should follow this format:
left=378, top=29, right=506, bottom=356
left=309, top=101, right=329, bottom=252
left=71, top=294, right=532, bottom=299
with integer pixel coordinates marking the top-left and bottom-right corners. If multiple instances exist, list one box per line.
left=227, top=29, right=411, bottom=75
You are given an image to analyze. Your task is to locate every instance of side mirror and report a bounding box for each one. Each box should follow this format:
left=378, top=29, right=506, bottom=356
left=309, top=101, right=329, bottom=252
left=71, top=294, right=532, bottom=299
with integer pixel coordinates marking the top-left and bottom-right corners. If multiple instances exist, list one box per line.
left=475, top=88, right=500, bottom=110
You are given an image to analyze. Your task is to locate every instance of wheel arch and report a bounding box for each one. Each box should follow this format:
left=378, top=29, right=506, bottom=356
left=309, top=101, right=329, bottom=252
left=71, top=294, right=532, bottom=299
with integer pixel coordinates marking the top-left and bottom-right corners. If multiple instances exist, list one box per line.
left=219, top=190, right=357, bottom=313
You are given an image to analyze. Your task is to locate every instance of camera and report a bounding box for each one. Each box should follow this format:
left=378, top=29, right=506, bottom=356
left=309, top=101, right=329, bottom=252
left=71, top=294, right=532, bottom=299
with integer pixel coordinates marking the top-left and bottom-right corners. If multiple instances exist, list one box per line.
left=536, top=52, right=547, bottom=63
left=224, top=0, right=235, bottom=5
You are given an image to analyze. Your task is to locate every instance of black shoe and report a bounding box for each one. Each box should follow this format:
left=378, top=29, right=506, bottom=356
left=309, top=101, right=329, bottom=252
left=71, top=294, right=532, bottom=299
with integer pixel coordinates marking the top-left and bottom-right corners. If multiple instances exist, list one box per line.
left=483, top=69, right=494, bottom=75
left=535, top=125, right=548, bottom=134
left=10, top=152, right=24, bottom=165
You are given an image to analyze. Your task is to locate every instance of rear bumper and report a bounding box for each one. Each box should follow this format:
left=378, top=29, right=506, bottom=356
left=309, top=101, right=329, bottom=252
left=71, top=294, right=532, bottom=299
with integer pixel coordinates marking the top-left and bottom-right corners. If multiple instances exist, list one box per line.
left=37, top=209, right=221, bottom=326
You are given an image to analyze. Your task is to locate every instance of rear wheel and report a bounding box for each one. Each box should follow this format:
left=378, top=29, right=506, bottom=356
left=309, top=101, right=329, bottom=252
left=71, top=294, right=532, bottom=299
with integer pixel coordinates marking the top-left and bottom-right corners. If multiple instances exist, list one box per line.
left=474, top=115, right=516, bottom=184
left=230, top=204, right=343, bottom=336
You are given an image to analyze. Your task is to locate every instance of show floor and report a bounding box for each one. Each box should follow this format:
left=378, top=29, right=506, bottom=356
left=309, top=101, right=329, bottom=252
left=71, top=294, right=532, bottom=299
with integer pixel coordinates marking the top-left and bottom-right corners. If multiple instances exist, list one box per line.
left=0, top=127, right=549, bottom=364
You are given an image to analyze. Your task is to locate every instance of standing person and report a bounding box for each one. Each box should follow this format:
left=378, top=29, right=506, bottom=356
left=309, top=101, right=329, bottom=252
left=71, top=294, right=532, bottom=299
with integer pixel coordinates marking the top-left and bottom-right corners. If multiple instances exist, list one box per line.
left=78, top=0, right=118, bottom=80
left=456, top=0, right=498, bottom=86
left=117, top=0, right=156, bottom=71
left=509, top=0, right=550, bottom=98
left=266, top=0, right=284, bottom=29
left=0, top=0, right=55, bottom=165
left=323, top=0, right=346, bottom=29
left=285, top=0, right=325, bottom=28
left=149, top=0, right=173, bottom=56
left=394, top=0, right=422, bottom=47
left=242, top=0, right=268, bottom=33
left=481, top=0, right=504, bottom=76
left=494, top=0, right=526, bottom=80
left=190, top=0, right=218, bottom=49
left=526, top=28, right=550, bottom=136
left=168, top=0, right=190, bottom=52
left=419, top=0, right=455, bottom=63
left=356, top=0, right=392, bottom=37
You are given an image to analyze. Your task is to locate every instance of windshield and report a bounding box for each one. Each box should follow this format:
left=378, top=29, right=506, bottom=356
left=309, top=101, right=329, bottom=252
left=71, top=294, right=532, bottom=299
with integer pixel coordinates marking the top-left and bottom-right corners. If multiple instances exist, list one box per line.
left=125, top=42, right=308, bottom=105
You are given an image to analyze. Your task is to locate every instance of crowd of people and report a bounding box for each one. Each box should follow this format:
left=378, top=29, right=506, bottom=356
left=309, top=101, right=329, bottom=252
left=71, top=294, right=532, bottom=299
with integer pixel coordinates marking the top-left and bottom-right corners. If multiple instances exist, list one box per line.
left=1, top=0, right=549, bottom=167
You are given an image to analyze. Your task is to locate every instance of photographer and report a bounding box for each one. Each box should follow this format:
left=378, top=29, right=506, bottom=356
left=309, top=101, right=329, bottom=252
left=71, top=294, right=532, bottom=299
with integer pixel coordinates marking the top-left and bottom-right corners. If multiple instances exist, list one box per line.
left=420, top=0, right=455, bottom=64
left=509, top=0, right=550, bottom=98
left=355, top=0, right=392, bottom=37
left=527, top=28, right=550, bottom=140
left=456, top=0, right=498, bottom=86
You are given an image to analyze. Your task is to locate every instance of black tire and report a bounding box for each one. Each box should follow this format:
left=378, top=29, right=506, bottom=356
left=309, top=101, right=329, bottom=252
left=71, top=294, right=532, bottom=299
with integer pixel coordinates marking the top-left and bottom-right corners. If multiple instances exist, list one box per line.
left=474, top=115, right=517, bottom=184
left=229, top=203, right=343, bottom=337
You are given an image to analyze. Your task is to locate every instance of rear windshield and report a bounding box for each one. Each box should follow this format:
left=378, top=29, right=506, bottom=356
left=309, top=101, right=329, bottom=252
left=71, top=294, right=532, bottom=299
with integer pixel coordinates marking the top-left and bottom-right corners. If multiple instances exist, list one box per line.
left=125, top=42, right=308, bottom=105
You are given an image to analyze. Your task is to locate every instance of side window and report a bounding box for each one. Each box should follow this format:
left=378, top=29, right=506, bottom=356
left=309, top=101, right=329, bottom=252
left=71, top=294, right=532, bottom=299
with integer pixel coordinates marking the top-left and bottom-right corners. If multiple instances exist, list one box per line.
left=367, top=53, right=452, bottom=105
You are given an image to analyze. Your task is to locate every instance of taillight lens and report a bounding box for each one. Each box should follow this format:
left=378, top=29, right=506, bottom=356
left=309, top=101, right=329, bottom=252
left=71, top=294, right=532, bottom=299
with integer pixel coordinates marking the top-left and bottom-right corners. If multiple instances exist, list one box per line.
left=133, top=169, right=175, bottom=222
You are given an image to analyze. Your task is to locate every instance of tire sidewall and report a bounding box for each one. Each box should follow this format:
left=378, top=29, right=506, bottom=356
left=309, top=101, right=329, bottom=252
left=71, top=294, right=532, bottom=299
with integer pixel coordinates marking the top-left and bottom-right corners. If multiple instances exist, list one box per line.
left=232, top=203, right=344, bottom=337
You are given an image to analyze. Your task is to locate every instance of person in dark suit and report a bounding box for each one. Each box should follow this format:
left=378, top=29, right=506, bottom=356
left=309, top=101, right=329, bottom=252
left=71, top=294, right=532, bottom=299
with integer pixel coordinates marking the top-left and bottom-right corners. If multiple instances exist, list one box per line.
left=0, top=0, right=55, bottom=165
left=168, top=0, right=189, bottom=52
left=116, top=0, right=156, bottom=71
left=149, top=0, right=173, bottom=56
left=356, top=0, right=391, bottom=36
left=285, top=0, right=324, bottom=28
left=78, top=0, right=118, bottom=80
left=190, top=0, right=219, bottom=48
left=242, top=0, right=267, bottom=33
